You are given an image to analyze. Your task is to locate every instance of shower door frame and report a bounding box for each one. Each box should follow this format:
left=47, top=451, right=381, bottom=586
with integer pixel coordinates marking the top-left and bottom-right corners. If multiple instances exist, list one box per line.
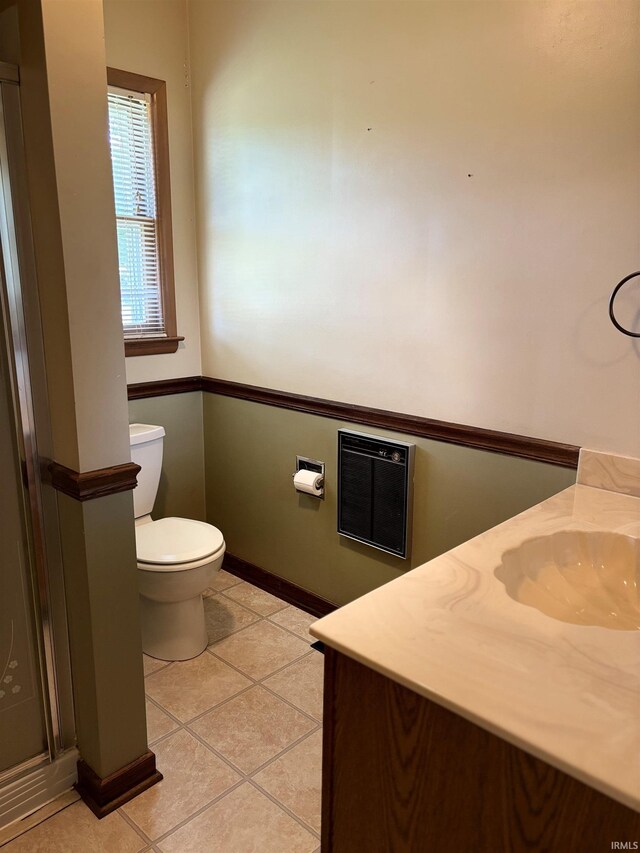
left=0, top=61, right=77, bottom=827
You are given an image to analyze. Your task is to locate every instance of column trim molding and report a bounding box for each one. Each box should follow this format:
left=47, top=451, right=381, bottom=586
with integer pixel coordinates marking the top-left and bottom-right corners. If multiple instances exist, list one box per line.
left=75, top=750, right=162, bottom=819
left=48, top=461, right=141, bottom=501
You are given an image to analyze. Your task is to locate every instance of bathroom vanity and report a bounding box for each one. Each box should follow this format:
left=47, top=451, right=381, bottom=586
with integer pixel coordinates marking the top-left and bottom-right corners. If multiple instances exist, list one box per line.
left=311, top=456, right=640, bottom=852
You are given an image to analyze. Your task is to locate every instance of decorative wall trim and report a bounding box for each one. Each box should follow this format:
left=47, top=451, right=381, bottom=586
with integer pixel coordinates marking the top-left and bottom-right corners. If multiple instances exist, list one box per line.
left=48, top=461, right=141, bottom=501
left=75, top=750, right=162, bottom=819
left=126, top=375, right=580, bottom=468
left=127, top=375, right=202, bottom=400
left=223, top=553, right=337, bottom=618
left=203, top=378, right=580, bottom=468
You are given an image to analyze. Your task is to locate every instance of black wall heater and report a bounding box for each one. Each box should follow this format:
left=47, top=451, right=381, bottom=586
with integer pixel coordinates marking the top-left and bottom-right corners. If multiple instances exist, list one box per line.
left=337, top=430, right=415, bottom=559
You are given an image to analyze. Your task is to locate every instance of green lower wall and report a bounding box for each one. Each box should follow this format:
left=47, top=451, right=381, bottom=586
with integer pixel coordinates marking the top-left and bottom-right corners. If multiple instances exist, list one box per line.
left=127, top=388, right=575, bottom=608
left=203, top=393, right=575, bottom=606
left=128, top=392, right=206, bottom=521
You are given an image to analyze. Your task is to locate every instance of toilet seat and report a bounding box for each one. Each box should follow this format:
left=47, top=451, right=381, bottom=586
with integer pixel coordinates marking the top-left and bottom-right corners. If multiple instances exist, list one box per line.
left=136, top=517, right=225, bottom=570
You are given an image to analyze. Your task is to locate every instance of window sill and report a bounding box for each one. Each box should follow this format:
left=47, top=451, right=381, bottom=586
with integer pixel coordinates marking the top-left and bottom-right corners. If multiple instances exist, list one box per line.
left=124, top=336, right=184, bottom=357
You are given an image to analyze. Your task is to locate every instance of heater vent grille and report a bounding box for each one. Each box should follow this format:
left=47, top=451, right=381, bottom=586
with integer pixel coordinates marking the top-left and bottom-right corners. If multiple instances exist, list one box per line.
left=337, top=430, right=414, bottom=559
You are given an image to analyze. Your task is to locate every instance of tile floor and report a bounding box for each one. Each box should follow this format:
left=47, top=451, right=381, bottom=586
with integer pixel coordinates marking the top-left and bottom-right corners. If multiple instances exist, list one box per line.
left=2, top=571, right=324, bottom=853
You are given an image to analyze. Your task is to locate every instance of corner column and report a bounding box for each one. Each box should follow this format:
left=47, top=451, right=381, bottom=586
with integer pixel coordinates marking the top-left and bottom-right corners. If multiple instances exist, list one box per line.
left=17, top=0, right=159, bottom=814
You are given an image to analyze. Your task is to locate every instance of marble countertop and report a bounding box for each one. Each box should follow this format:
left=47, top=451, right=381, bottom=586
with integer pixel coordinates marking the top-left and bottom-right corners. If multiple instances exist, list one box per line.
left=311, top=482, right=640, bottom=811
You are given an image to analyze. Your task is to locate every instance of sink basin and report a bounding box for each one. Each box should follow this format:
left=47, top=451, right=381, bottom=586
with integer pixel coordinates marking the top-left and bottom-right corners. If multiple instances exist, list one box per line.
left=496, top=531, right=639, bottom=630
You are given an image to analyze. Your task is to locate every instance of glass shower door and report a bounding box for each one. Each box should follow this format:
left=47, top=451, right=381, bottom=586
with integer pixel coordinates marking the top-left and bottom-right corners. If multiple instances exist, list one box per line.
left=0, top=281, right=49, bottom=777
left=0, top=68, right=76, bottom=828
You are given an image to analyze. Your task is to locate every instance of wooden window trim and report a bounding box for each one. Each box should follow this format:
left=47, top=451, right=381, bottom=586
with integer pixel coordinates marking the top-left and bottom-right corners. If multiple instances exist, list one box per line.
left=107, top=67, right=183, bottom=357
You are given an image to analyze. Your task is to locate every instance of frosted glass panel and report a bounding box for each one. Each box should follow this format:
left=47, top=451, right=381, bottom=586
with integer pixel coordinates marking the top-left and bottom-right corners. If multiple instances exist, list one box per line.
left=0, top=287, right=47, bottom=775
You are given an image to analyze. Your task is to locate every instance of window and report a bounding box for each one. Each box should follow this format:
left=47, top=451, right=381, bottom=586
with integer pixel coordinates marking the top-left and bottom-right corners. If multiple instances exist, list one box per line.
left=107, top=68, right=182, bottom=356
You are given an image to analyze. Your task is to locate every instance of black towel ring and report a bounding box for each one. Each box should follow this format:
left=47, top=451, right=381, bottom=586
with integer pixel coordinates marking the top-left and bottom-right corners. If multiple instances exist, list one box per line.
left=609, top=271, right=640, bottom=338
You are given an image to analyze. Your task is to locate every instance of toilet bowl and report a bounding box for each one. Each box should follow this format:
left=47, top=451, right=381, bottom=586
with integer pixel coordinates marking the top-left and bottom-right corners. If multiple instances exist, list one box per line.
left=130, top=424, right=226, bottom=661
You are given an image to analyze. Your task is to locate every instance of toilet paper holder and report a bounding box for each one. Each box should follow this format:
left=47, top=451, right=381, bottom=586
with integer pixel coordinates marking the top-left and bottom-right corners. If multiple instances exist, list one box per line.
left=293, top=456, right=325, bottom=499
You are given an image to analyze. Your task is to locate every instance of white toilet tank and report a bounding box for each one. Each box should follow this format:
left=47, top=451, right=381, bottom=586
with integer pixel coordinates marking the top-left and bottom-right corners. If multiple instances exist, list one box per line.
left=130, top=423, right=166, bottom=519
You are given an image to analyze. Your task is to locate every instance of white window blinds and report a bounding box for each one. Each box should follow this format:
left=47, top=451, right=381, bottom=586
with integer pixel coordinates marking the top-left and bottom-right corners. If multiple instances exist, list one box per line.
left=107, top=87, right=165, bottom=339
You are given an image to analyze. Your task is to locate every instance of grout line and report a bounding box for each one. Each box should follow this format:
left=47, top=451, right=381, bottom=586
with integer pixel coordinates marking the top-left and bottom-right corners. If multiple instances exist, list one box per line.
left=202, top=601, right=263, bottom=642
left=207, top=640, right=308, bottom=682
left=143, top=778, right=248, bottom=846
left=254, top=675, right=321, bottom=727
left=259, top=678, right=323, bottom=726
left=146, top=681, right=321, bottom=766
left=180, top=726, right=249, bottom=778
left=144, top=689, right=249, bottom=732
left=145, top=693, right=188, bottom=722
left=265, top=615, right=315, bottom=644
left=223, top=601, right=289, bottom=620
left=181, top=681, right=257, bottom=724
left=186, top=715, right=321, bottom=779
left=138, top=592, right=324, bottom=844
left=246, top=724, right=323, bottom=777
left=147, top=662, right=321, bottom=736
left=145, top=728, right=184, bottom=751
left=118, top=807, right=154, bottom=846
left=210, top=570, right=244, bottom=592
left=257, top=647, right=315, bottom=678
left=218, top=585, right=289, bottom=619
left=143, top=695, right=322, bottom=843
left=145, top=642, right=320, bottom=728
left=207, top=634, right=313, bottom=685
left=145, top=617, right=321, bottom=727
left=10, top=585, right=323, bottom=851
left=248, top=777, right=321, bottom=841
left=171, top=725, right=322, bottom=843
left=143, top=659, right=172, bottom=679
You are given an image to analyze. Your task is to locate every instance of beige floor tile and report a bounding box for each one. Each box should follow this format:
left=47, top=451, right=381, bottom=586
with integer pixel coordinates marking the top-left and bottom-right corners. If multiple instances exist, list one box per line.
left=122, top=729, right=240, bottom=840
left=204, top=568, right=242, bottom=594
left=253, top=730, right=323, bottom=833
left=268, top=606, right=317, bottom=640
left=157, top=783, right=317, bottom=853
left=145, top=653, right=251, bottom=721
left=263, top=653, right=324, bottom=721
left=211, top=621, right=310, bottom=680
left=146, top=698, right=180, bottom=744
left=204, top=594, right=260, bottom=644
left=190, top=685, right=317, bottom=774
left=222, top=582, right=288, bottom=616
left=1, top=801, right=145, bottom=853
left=144, top=654, right=169, bottom=677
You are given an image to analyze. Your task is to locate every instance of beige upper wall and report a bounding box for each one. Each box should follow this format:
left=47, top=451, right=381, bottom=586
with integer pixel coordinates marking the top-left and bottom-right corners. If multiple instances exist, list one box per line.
left=103, top=0, right=202, bottom=384
left=189, top=0, right=640, bottom=458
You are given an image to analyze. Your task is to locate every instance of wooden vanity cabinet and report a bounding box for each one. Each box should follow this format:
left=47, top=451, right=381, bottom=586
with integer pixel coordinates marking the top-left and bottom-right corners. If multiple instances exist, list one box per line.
left=321, top=648, right=640, bottom=852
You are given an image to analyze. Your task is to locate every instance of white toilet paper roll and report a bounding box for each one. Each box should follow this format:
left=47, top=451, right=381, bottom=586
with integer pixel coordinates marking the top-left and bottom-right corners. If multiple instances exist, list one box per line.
left=294, top=468, right=323, bottom=495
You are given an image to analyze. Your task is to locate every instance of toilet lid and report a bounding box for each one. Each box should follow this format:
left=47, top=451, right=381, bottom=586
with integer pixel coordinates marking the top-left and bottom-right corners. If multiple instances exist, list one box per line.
left=136, top=517, right=224, bottom=565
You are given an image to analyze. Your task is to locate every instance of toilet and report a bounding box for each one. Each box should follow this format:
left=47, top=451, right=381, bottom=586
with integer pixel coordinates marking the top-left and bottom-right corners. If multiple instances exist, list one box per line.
left=129, top=423, right=226, bottom=661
